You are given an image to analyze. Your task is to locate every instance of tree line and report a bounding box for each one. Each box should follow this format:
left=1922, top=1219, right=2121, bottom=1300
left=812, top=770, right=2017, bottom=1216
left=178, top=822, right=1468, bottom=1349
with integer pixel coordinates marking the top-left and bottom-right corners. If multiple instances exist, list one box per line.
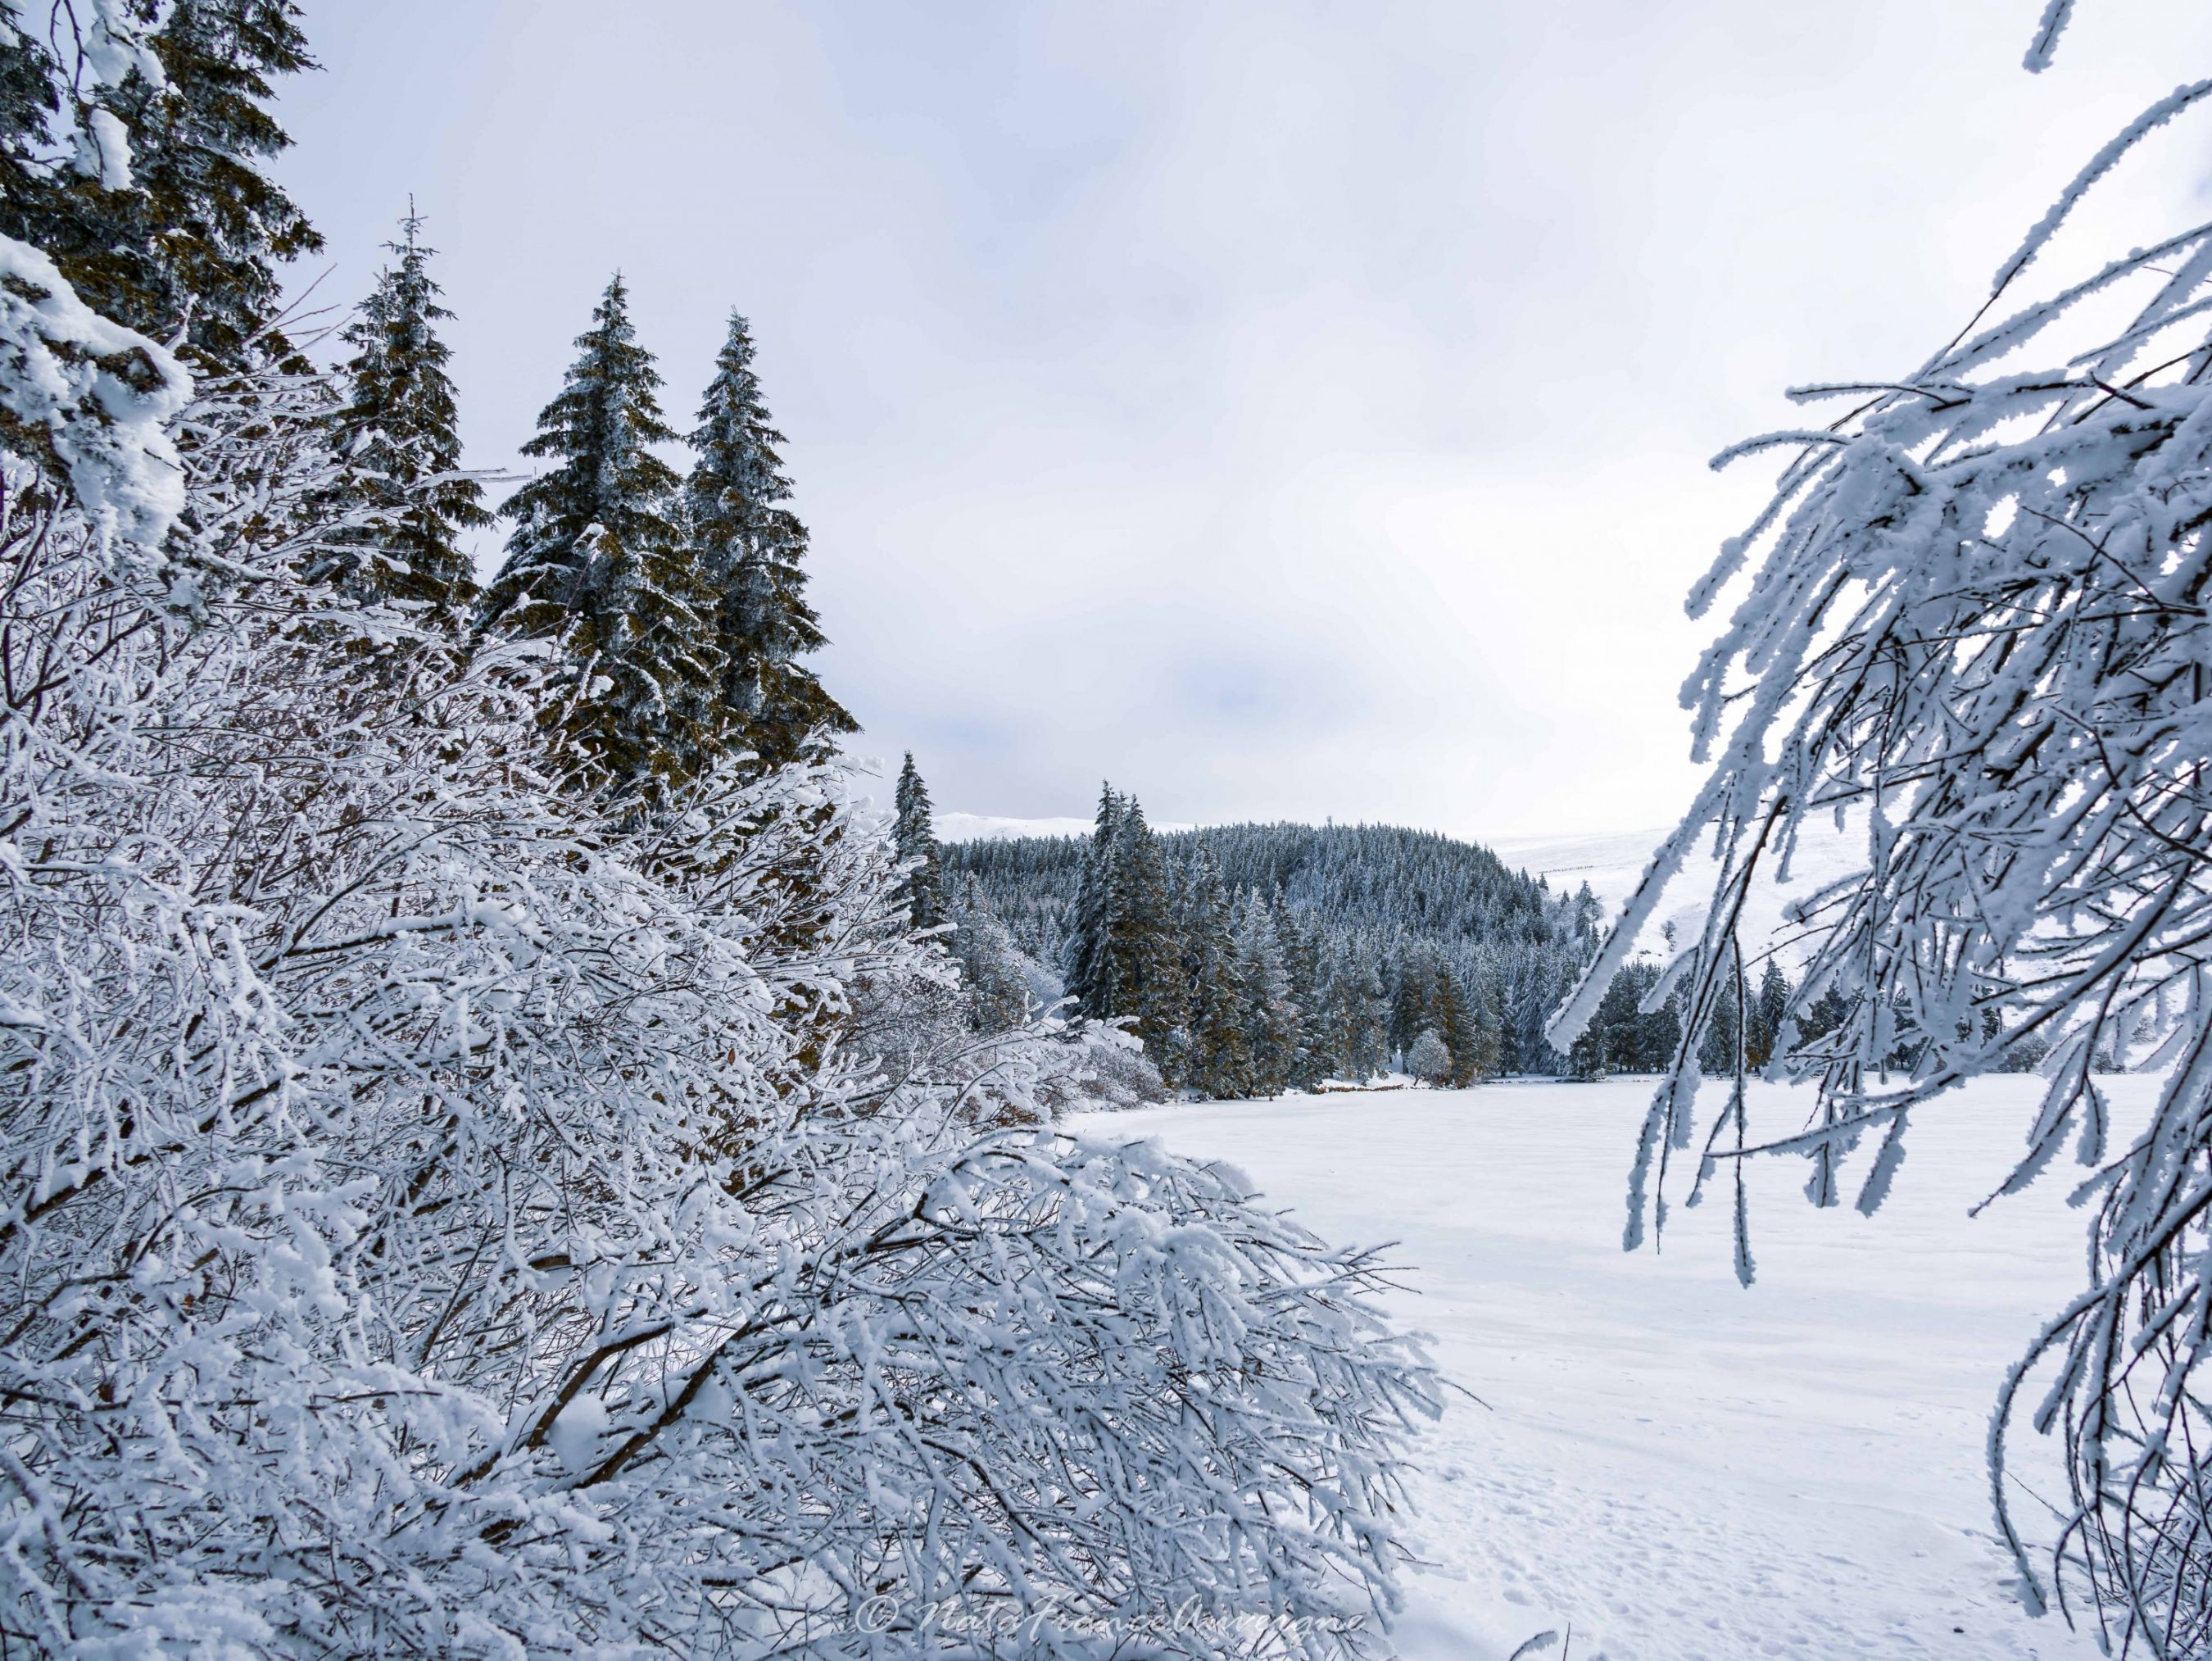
left=902, top=778, right=1896, bottom=1096
left=339, top=234, right=850, bottom=796
left=927, top=785, right=1598, bottom=1091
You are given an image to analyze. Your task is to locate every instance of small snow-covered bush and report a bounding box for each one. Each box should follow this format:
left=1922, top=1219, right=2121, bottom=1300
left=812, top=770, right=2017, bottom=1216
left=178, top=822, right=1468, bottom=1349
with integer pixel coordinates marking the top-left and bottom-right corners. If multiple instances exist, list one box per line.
left=1406, top=1029, right=1452, bottom=1087
left=1070, top=1026, right=1172, bottom=1109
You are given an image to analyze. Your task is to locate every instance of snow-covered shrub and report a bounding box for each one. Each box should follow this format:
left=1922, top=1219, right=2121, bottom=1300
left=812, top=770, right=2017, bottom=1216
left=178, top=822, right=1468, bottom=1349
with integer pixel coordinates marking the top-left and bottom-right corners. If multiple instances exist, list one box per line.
left=0, top=257, right=1437, bottom=1659
left=1068, top=1024, right=1171, bottom=1109
left=1551, top=14, right=2212, bottom=1647
left=1406, top=1029, right=1451, bottom=1087
left=946, top=891, right=1058, bottom=1034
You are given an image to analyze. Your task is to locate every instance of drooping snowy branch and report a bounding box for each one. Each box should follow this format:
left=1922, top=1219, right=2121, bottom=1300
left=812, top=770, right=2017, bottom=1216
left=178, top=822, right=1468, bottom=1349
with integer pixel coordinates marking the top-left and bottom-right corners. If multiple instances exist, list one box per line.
left=1550, top=33, right=2212, bottom=1648
left=0, top=233, right=184, bottom=549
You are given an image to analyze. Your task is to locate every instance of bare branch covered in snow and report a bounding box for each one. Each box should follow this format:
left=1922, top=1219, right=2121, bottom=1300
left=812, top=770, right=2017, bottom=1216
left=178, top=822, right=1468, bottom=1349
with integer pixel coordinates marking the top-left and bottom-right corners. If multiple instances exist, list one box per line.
left=0, top=252, right=1438, bottom=1657
left=1552, top=26, right=2212, bottom=1648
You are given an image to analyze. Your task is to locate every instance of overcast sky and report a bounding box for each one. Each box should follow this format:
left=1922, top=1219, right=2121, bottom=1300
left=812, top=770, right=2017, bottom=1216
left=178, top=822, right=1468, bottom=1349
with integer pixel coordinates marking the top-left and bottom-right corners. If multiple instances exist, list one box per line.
left=273, top=2, right=2212, bottom=838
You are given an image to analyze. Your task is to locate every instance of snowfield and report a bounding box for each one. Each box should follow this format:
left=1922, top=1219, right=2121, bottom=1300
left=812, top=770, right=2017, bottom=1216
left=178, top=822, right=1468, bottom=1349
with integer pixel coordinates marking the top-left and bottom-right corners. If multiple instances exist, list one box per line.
left=1072, top=1076, right=2151, bottom=1661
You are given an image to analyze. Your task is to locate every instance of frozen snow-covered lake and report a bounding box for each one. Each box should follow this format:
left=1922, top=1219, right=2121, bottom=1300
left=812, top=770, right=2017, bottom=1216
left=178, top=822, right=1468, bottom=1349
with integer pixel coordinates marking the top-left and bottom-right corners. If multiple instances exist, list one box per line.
left=1072, top=1076, right=2159, bottom=1661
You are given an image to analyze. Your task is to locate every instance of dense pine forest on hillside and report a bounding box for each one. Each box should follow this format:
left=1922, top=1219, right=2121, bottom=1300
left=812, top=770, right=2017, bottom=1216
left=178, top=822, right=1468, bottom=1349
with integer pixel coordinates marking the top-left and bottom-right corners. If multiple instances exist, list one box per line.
left=904, top=787, right=1817, bottom=1095
left=945, top=810, right=1599, bottom=1087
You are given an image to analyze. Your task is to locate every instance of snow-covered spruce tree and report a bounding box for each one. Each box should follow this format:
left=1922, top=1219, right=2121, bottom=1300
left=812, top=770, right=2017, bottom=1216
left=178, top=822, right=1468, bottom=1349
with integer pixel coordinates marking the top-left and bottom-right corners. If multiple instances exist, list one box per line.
left=1064, top=782, right=1124, bottom=1020
left=0, top=0, right=320, bottom=369
left=893, top=750, right=948, bottom=932
left=1747, top=958, right=1790, bottom=1071
left=946, top=878, right=1048, bottom=1033
left=684, top=310, right=856, bottom=772
left=1235, top=890, right=1298, bottom=1095
left=1276, top=894, right=1330, bottom=1090
left=1108, top=794, right=1190, bottom=1078
left=1467, top=964, right=1507, bottom=1082
left=322, top=206, right=487, bottom=616
left=0, top=289, right=1440, bottom=1659
left=1549, top=13, right=2212, bottom=1645
left=480, top=274, right=719, bottom=801
left=1317, top=947, right=1385, bottom=1085
left=1432, top=965, right=1476, bottom=1088
left=1179, top=846, right=1253, bottom=1098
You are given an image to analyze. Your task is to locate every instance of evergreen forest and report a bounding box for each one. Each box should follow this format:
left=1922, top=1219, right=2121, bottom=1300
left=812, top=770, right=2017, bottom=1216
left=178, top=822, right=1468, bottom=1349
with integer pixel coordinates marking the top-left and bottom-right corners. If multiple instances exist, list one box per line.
left=918, top=785, right=1827, bottom=1095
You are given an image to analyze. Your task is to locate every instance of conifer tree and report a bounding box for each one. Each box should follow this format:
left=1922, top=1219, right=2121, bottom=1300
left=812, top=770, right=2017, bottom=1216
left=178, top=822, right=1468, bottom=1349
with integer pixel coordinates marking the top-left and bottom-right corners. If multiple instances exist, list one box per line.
left=324, top=207, right=486, bottom=617
left=945, top=878, right=1036, bottom=1034
left=1388, top=954, right=1426, bottom=1064
left=1572, top=960, right=1667, bottom=1078
left=892, top=752, right=946, bottom=933
left=1063, top=785, right=1122, bottom=1021
left=1697, top=948, right=1745, bottom=1078
left=1108, top=797, right=1189, bottom=1073
left=684, top=311, right=854, bottom=772
left=1235, top=891, right=1296, bottom=1094
left=1468, top=964, right=1506, bottom=1081
left=1795, top=975, right=1852, bottom=1048
left=0, top=21, right=58, bottom=220
left=1178, top=847, right=1251, bottom=1099
left=1349, top=958, right=1390, bottom=1080
left=1311, top=953, right=1351, bottom=1084
left=1747, top=957, right=1791, bottom=1070
left=1569, top=881, right=1605, bottom=956
left=1274, top=893, right=1328, bottom=1090
left=0, top=0, right=321, bottom=368
left=480, top=276, right=715, bottom=800
left=1436, top=966, right=1476, bottom=1087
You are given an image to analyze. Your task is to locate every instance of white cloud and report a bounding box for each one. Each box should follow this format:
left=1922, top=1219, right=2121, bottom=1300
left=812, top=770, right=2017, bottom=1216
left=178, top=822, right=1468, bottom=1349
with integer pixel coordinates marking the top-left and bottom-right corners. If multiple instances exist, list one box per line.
left=279, top=0, right=2212, bottom=838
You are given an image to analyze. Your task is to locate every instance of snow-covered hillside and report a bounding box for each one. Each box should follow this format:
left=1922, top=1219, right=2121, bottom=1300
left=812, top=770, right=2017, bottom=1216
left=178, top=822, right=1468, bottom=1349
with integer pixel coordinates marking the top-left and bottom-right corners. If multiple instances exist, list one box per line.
left=945, top=812, right=1867, bottom=960
left=935, top=811, right=1107, bottom=842
left=1487, top=827, right=1671, bottom=912
left=936, top=810, right=1193, bottom=842
left=1493, top=820, right=1866, bottom=960
left=1074, top=1078, right=2128, bottom=1660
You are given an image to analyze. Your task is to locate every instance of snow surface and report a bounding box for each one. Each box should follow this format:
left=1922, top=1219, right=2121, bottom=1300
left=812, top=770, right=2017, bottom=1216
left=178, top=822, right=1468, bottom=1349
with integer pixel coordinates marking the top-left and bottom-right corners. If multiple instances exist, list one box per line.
left=1486, top=828, right=1674, bottom=912
left=1071, top=1075, right=2145, bottom=1660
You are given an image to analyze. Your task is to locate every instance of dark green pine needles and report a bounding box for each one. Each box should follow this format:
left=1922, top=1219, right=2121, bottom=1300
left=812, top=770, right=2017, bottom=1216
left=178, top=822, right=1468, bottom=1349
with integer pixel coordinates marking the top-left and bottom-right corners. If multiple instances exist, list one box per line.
left=0, top=0, right=322, bottom=369
left=480, top=275, right=717, bottom=802
left=481, top=285, right=854, bottom=804
left=1065, top=787, right=1189, bottom=1080
left=685, top=312, right=855, bottom=773
left=327, top=209, right=487, bottom=619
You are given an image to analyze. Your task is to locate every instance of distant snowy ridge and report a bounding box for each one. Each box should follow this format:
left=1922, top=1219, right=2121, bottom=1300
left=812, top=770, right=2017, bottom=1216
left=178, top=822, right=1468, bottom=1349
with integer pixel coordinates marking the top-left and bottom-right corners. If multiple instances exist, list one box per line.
left=1486, top=828, right=1673, bottom=911
left=1494, top=822, right=1867, bottom=963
